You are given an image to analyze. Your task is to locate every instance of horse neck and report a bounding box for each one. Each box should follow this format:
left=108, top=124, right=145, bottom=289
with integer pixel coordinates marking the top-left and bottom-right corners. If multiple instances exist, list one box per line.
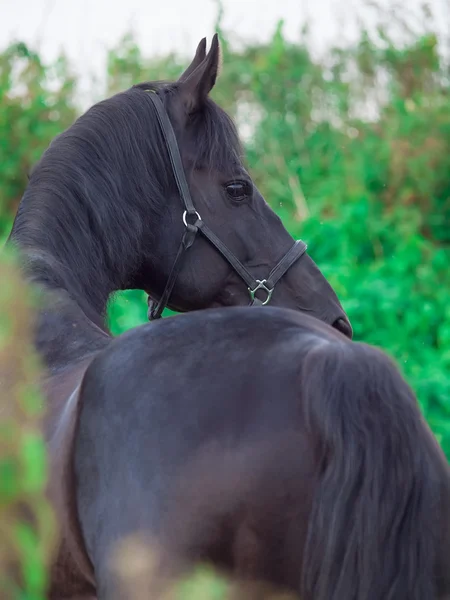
left=9, top=199, right=118, bottom=373
left=8, top=100, right=166, bottom=372
left=33, top=282, right=111, bottom=374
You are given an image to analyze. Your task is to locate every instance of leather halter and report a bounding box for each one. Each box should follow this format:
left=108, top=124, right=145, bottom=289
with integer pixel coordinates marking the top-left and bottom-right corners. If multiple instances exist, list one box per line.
left=146, top=91, right=308, bottom=320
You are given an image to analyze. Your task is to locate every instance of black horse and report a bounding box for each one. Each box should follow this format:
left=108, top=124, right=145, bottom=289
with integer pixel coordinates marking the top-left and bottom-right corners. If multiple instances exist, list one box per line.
left=75, top=307, right=450, bottom=600
left=6, top=36, right=352, bottom=597
left=8, top=34, right=351, bottom=340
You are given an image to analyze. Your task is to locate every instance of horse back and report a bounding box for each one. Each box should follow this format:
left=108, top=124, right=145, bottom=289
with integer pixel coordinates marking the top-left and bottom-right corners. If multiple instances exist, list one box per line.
left=72, top=310, right=318, bottom=594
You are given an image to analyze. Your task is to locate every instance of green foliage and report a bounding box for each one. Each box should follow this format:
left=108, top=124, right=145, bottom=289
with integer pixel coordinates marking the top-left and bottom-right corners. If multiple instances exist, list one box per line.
left=0, top=249, right=55, bottom=599
left=0, top=6, right=448, bottom=465
left=0, top=41, right=77, bottom=237
left=109, top=534, right=291, bottom=599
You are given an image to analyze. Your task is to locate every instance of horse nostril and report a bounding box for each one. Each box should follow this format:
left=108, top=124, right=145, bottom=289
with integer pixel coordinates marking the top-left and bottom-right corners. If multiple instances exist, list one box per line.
left=333, top=317, right=353, bottom=339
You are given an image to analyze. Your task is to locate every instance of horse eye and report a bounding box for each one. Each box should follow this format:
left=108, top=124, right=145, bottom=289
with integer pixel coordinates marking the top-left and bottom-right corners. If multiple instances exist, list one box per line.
left=225, top=181, right=251, bottom=201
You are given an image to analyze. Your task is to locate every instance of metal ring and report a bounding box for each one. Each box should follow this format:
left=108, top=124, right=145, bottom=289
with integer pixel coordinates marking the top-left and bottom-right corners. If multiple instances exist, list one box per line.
left=183, top=210, right=201, bottom=227
left=248, top=279, right=274, bottom=306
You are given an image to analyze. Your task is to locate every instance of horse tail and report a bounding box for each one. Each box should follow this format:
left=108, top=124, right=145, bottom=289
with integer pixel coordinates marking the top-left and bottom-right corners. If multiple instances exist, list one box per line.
left=300, top=338, right=441, bottom=600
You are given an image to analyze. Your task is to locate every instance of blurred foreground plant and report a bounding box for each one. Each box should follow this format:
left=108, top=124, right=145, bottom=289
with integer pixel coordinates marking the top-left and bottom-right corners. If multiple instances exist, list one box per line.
left=110, top=534, right=298, bottom=600
left=0, top=250, right=56, bottom=599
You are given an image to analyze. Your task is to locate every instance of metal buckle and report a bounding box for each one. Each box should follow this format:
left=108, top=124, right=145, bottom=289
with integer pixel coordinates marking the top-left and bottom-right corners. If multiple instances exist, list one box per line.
left=182, top=210, right=201, bottom=227
left=248, top=279, right=273, bottom=306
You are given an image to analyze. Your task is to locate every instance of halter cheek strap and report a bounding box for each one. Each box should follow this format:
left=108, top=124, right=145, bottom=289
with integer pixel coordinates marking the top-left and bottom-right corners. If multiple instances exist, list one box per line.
left=146, top=90, right=307, bottom=320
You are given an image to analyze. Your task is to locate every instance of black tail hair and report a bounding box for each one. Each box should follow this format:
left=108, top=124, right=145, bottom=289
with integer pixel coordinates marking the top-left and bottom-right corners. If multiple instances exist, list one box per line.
left=300, top=338, right=441, bottom=600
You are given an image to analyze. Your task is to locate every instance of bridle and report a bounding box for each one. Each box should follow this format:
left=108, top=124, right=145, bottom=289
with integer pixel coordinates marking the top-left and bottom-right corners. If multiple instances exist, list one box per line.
left=146, top=91, right=308, bottom=320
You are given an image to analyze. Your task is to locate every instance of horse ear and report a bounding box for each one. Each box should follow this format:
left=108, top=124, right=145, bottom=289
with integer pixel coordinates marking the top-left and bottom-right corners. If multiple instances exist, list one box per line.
left=179, top=37, right=207, bottom=82
left=177, top=34, right=220, bottom=114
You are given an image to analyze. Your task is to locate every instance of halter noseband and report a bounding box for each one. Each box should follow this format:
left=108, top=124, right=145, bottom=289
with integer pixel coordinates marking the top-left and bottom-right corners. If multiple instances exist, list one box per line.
left=146, top=90, right=308, bottom=320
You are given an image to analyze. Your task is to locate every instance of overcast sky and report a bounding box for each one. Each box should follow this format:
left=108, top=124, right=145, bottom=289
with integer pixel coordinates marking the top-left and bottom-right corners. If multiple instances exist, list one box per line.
left=1, top=0, right=448, bottom=103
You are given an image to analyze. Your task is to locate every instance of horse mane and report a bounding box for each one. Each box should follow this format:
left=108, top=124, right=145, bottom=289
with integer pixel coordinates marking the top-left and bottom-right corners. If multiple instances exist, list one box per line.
left=8, top=81, right=242, bottom=324
left=132, top=81, right=243, bottom=172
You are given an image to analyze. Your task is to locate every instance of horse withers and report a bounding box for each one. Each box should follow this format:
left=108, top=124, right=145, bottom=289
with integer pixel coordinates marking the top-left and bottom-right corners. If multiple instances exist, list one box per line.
left=74, top=307, right=450, bottom=600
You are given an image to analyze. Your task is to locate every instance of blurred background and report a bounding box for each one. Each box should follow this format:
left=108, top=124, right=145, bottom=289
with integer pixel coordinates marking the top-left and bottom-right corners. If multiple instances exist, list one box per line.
left=1, top=0, right=449, bottom=438
left=1, top=0, right=449, bottom=595
left=1, top=0, right=449, bottom=445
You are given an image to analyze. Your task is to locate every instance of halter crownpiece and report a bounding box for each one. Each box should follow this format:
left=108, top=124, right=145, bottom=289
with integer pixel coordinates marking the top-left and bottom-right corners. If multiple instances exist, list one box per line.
left=145, top=90, right=308, bottom=321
